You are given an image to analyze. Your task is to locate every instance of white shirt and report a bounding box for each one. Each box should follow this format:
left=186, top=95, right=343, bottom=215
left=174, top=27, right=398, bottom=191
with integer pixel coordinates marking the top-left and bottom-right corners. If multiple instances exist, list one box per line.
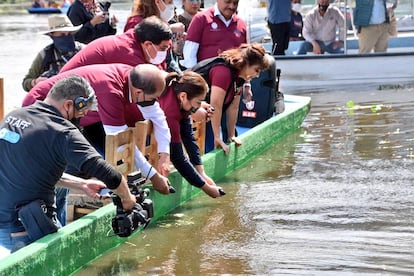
left=181, top=4, right=235, bottom=69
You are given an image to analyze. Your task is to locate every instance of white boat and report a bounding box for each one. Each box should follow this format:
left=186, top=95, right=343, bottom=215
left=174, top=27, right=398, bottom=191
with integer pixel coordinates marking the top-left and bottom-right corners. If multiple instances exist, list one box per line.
left=235, top=0, right=414, bottom=93
left=265, top=34, right=414, bottom=94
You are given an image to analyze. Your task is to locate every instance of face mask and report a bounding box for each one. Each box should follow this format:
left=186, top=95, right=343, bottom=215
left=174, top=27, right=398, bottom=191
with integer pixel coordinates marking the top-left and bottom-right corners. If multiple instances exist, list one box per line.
left=51, top=35, right=76, bottom=53
left=146, top=44, right=168, bottom=65
left=70, top=117, right=81, bottom=129
left=158, top=2, right=175, bottom=22
left=292, top=3, right=301, bottom=13
left=318, top=4, right=329, bottom=12
left=137, top=99, right=156, bottom=107
left=189, top=106, right=199, bottom=113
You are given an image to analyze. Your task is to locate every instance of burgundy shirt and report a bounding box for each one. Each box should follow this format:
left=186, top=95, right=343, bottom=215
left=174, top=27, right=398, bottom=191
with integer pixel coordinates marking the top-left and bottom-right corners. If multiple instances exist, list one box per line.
left=209, top=65, right=236, bottom=106
left=186, top=7, right=247, bottom=61
left=60, top=29, right=167, bottom=72
left=158, top=86, right=186, bottom=143
left=22, top=64, right=145, bottom=127
left=124, top=15, right=144, bottom=33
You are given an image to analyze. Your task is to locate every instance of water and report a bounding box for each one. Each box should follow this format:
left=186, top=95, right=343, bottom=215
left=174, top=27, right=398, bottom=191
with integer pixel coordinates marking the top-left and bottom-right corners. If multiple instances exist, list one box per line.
left=73, top=88, right=414, bottom=275
left=0, top=2, right=132, bottom=113
left=1, top=5, right=414, bottom=276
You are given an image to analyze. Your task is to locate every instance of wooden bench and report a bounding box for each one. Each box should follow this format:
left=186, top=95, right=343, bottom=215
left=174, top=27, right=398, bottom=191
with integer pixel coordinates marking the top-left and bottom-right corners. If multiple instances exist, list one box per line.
left=70, top=127, right=138, bottom=220
left=69, top=119, right=207, bottom=221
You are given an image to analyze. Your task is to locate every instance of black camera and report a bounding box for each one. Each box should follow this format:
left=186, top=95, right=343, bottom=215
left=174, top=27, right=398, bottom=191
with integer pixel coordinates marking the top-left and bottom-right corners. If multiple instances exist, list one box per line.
left=41, top=68, right=59, bottom=78
left=111, top=171, right=154, bottom=237
left=98, top=1, right=111, bottom=12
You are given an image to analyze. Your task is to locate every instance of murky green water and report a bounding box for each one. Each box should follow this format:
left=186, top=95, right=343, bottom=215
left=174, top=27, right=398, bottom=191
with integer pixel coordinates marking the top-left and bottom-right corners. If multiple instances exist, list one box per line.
left=74, top=88, right=414, bottom=275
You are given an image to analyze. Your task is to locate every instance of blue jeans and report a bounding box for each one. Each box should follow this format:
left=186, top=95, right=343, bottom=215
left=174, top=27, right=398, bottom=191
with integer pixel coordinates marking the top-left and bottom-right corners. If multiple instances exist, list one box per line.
left=55, top=187, right=70, bottom=226
left=0, top=227, right=31, bottom=255
left=297, top=40, right=344, bottom=55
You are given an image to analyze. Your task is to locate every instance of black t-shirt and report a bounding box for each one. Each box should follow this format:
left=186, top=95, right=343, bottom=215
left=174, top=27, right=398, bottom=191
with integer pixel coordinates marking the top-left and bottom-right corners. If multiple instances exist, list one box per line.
left=0, top=101, right=102, bottom=229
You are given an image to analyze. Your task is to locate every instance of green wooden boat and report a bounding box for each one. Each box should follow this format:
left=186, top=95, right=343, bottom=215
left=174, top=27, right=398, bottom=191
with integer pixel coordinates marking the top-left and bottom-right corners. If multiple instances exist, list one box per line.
left=0, top=94, right=311, bottom=276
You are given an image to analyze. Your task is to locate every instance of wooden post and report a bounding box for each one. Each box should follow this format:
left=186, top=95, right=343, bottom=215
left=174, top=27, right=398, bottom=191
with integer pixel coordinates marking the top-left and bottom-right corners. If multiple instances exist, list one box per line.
left=0, top=78, right=3, bottom=121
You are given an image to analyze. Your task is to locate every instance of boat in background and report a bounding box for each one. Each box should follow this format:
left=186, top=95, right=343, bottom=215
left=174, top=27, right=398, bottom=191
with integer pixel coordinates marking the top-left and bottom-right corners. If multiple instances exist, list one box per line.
left=27, top=1, right=70, bottom=14
left=264, top=34, right=414, bottom=94
left=28, top=7, right=62, bottom=13
left=0, top=94, right=311, bottom=276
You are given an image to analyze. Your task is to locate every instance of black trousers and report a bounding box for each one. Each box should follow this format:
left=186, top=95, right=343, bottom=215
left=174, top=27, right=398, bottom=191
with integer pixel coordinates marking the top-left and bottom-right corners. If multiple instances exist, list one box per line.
left=267, top=21, right=290, bottom=55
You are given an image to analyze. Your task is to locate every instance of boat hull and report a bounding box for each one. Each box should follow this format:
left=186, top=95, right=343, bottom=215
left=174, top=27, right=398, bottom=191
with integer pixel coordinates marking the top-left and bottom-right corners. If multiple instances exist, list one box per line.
left=264, top=35, right=414, bottom=93
left=277, top=51, right=414, bottom=93
left=27, top=7, right=62, bottom=14
left=0, top=95, right=311, bottom=276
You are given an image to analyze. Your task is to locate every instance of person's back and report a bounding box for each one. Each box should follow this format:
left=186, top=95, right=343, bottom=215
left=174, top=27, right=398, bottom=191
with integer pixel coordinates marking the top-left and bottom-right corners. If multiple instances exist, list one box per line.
left=24, top=63, right=174, bottom=182
left=0, top=102, right=99, bottom=228
left=0, top=76, right=140, bottom=255
left=24, top=64, right=134, bottom=129
left=60, top=16, right=172, bottom=72
left=181, top=0, right=247, bottom=69
left=60, top=29, right=140, bottom=72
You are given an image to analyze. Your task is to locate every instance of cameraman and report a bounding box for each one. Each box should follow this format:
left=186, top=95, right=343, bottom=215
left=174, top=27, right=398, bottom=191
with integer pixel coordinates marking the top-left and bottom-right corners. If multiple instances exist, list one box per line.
left=0, top=76, right=135, bottom=257
left=22, top=14, right=84, bottom=92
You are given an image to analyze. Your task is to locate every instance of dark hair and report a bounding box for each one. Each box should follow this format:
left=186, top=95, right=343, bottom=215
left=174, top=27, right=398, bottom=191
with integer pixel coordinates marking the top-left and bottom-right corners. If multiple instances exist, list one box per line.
left=47, top=75, right=94, bottom=101
left=167, top=71, right=208, bottom=100
left=134, top=15, right=172, bottom=44
left=219, top=43, right=270, bottom=72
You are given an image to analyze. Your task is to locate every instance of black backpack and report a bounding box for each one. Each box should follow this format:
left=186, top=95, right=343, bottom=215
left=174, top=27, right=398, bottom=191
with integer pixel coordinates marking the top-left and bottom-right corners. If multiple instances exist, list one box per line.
left=189, top=57, right=241, bottom=105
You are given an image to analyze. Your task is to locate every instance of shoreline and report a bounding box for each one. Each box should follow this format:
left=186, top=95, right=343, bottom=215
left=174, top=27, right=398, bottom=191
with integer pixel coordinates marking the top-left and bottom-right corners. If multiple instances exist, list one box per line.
left=0, top=3, right=28, bottom=14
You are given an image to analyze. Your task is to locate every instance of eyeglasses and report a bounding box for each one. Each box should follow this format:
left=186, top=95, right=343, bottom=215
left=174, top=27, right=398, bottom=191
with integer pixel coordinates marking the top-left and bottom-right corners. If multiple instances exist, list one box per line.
left=187, top=0, right=200, bottom=2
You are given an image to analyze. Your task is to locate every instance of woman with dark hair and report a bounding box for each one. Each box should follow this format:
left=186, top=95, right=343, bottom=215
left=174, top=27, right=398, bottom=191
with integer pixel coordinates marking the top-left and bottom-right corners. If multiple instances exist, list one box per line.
left=191, top=43, right=270, bottom=155
left=124, top=0, right=184, bottom=33
left=158, top=71, right=225, bottom=198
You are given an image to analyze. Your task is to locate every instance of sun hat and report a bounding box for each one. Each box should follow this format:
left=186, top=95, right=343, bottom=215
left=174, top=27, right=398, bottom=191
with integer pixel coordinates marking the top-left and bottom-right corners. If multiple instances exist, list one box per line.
left=40, top=14, right=82, bottom=35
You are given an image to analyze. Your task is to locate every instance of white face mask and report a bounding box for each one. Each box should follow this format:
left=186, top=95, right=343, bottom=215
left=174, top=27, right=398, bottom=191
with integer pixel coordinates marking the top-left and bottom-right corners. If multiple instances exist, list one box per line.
left=292, top=3, right=302, bottom=13
left=158, top=2, right=175, bottom=22
left=146, top=44, right=168, bottom=65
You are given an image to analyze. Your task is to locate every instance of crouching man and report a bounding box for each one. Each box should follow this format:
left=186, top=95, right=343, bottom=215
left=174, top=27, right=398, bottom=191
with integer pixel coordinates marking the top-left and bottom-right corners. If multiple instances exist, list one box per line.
left=0, top=76, right=136, bottom=257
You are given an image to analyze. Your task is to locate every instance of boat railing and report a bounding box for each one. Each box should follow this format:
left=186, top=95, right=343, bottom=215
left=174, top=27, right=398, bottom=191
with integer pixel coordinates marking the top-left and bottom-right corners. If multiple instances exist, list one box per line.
left=263, top=35, right=414, bottom=56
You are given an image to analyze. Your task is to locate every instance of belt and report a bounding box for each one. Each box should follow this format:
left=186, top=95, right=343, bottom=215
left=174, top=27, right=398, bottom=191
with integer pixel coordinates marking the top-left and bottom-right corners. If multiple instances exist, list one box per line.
left=10, top=231, right=28, bottom=238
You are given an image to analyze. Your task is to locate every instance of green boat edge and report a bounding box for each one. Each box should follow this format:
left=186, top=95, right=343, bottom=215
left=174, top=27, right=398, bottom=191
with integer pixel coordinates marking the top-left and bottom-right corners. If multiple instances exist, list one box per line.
left=0, top=94, right=311, bottom=276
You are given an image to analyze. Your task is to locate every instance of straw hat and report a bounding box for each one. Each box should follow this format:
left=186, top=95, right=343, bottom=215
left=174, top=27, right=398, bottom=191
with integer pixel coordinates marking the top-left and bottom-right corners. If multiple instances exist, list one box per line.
left=41, top=14, right=82, bottom=35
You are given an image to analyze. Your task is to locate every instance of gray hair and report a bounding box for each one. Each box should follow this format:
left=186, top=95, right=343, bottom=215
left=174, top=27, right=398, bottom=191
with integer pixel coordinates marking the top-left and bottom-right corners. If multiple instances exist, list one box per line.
left=47, top=75, right=95, bottom=102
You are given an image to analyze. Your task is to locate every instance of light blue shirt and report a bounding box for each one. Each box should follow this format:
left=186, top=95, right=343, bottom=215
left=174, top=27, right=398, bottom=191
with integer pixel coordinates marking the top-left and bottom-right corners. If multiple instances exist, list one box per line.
left=267, top=0, right=291, bottom=24
left=369, top=0, right=386, bottom=24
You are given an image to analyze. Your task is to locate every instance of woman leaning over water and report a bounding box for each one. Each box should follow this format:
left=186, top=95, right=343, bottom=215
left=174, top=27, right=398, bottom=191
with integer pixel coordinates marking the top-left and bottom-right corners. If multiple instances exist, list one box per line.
left=158, top=70, right=225, bottom=198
